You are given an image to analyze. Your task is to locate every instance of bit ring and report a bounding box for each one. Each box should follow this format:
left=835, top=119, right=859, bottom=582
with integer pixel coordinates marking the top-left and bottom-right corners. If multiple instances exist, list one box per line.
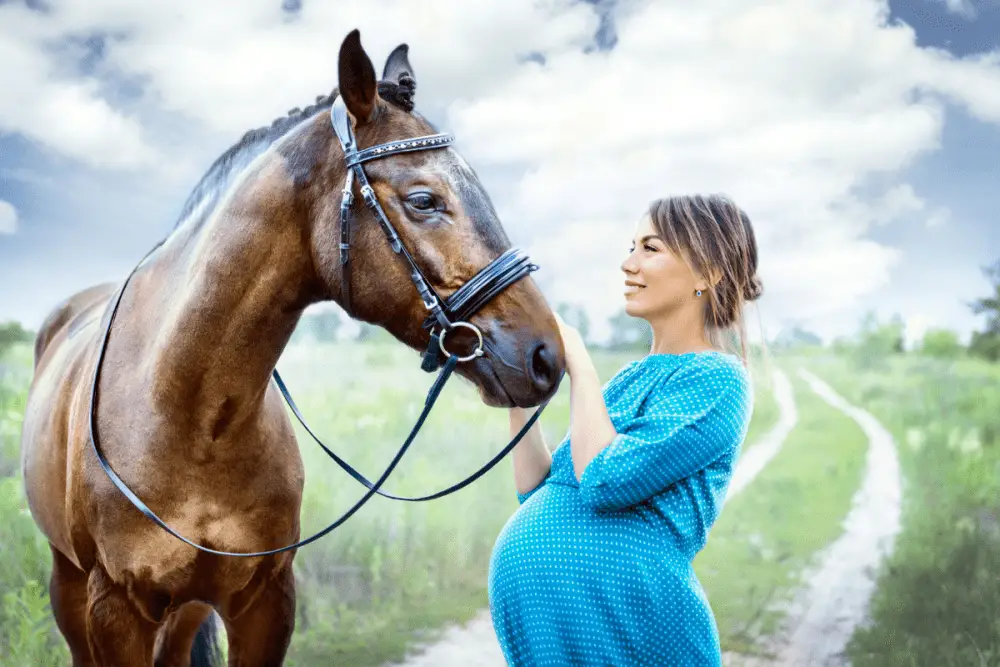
left=438, top=322, right=485, bottom=362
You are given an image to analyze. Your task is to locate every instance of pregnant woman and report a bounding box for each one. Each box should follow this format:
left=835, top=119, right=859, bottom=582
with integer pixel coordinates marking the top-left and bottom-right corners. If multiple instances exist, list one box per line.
left=489, top=194, right=762, bottom=666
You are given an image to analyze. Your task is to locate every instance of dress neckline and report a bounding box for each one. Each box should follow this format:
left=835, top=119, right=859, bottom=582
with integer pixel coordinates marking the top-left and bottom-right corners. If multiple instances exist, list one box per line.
left=640, top=350, right=731, bottom=362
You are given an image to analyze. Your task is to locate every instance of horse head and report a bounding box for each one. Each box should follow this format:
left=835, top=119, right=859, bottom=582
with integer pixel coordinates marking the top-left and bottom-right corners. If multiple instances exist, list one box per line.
left=300, top=30, right=565, bottom=408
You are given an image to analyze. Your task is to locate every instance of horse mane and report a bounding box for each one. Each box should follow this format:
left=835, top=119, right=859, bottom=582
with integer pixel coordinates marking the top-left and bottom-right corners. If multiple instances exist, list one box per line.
left=172, top=79, right=416, bottom=231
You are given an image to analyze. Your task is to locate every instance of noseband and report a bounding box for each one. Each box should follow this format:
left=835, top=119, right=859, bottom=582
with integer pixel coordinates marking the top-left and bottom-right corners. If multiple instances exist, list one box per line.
left=88, top=96, right=551, bottom=558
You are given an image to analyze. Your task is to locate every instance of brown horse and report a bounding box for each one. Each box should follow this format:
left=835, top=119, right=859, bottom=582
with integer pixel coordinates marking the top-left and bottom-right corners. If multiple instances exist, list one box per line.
left=19, top=30, right=564, bottom=666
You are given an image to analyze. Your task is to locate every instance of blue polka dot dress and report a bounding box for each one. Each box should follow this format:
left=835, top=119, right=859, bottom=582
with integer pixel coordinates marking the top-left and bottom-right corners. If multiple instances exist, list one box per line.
left=488, top=351, right=753, bottom=666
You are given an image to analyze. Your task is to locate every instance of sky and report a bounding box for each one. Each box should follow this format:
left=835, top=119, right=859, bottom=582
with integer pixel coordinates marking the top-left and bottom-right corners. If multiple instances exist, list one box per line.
left=0, top=0, right=998, bottom=347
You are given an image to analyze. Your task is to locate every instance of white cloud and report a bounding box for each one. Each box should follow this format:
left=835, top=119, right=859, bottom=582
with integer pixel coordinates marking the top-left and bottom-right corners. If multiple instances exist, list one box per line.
left=2, top=0, right=999, bottom=341
left=441, top=0, right=1000, bottom=341
left=0, top=200, right=18, bottom=235
left=925, top=207, right=952, bottom=228
left=0, top=5, right=156, bottom=169
left=929, top=0, right=977, bottom=19
left=2, top=0, right=596, bottom=135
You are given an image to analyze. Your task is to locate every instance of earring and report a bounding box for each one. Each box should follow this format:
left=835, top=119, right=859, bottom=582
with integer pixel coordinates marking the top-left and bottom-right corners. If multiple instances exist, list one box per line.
left=695, top=290, right=703, bottom=297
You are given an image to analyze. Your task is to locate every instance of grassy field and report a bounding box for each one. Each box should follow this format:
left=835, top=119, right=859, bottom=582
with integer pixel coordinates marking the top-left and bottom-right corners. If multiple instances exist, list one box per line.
left=0, top=357, right=66, bottom=666
left=799, top=354, right=1000, bottom=667
left=743, top=359, right=779, bottom=449
left=0, top=340, right=775, bottom=664
left=4, top=338, right=996, bottom=666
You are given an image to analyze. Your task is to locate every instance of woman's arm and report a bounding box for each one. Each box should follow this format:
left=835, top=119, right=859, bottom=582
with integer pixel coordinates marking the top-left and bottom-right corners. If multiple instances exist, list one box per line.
left=552, top=314, right=619, bottom=481
left=509, top=408, right=552, bottom=496
left=565, top=354, right=618, bottom=482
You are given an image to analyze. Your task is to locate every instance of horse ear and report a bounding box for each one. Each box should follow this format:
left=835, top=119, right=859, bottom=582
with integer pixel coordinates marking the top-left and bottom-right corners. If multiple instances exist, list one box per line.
left=338, top=29, right=377, bottom=124
left=382, top=44, right=415, bottom=86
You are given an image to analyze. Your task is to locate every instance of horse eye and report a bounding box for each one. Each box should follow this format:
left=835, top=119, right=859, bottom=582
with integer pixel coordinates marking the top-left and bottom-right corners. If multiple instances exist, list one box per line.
left=406, top=193, right=436, bottom=212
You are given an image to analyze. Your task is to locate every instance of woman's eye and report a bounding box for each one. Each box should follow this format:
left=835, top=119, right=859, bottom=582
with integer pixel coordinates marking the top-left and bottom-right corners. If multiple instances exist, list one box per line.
left=645, top=244, right=656, bottom=252
left=407, top=193, right=436, bottom=212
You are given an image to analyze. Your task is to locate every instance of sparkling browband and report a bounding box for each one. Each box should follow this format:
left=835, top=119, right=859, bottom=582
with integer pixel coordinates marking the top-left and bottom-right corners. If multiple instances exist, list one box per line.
left=347, top=134, right=455, bottom=166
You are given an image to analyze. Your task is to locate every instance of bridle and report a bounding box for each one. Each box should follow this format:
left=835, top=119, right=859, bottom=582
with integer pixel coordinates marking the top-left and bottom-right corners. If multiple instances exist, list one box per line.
left=328, top=95, right=540, bottom=372
left=88, top=95, right=552, bottom=558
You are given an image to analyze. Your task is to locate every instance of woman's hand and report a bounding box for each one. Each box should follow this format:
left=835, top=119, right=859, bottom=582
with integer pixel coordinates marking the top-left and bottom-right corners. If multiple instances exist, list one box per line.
left=554, top=313, right=590, bottom=376
left=552, top=313, right=618, bottom=479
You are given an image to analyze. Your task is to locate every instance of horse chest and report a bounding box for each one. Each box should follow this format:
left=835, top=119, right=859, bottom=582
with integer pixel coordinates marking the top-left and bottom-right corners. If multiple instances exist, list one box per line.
left=101, top=497, right=290, bottom=595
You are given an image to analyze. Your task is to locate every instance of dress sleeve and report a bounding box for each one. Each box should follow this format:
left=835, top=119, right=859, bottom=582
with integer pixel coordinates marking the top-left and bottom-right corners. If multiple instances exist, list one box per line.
left=516, top=468, right=552, bottom=504
left=578, top=356, right=751, bottom=512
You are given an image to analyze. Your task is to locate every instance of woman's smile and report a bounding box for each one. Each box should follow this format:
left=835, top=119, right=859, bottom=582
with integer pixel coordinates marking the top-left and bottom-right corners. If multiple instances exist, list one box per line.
left=624, top=280, right=645, bottom=295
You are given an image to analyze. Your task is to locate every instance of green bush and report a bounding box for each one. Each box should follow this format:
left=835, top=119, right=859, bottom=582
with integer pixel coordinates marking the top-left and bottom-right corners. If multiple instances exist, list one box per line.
left=916, top=328, right=965, bottom=359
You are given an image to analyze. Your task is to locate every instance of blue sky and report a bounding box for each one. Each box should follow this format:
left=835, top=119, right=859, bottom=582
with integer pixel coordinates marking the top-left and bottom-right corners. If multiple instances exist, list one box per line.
left=0, top=0, right=998, bottom=346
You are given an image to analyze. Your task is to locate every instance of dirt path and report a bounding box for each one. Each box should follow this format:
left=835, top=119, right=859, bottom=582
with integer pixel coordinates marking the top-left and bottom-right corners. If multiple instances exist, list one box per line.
left=383, top=609, right=506, bottom=667
left=727, top=369, right=798, bottom=501
left=768, top=369, right=902, bottom=666
left=726, top=369, right=903, bottom=666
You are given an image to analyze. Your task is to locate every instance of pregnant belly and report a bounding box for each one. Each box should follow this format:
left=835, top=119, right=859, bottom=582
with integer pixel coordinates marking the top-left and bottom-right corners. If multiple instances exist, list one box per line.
left=489, top=484, right=685, bottom=600
left=488, top=485, right=717, bottom=665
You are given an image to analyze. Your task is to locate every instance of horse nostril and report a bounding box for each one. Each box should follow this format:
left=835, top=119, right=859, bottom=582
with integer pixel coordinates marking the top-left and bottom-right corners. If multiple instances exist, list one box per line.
left=528, top=341, right=560, bottom=393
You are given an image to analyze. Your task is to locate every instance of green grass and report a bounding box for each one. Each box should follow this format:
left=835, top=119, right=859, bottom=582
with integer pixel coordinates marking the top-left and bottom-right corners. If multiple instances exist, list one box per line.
left=743, top=362, right=779, bottom=449
left=279, top=341, right=640, bottom=664
left=801, top=354, right=1000, bottom=667
left=0, top=338, right=841, bottom=665
left=694, top=369, right=868, bottom=655
left=0, top=344, right=68, bottom=664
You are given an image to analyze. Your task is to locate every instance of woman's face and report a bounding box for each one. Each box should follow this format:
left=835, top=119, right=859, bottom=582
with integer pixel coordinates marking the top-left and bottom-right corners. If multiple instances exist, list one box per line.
left=621, top=215, right=705, bottom=320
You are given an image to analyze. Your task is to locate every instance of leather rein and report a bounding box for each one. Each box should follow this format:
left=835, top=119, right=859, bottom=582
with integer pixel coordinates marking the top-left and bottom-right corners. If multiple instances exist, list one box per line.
left=88, top=97, right=550, bottom=557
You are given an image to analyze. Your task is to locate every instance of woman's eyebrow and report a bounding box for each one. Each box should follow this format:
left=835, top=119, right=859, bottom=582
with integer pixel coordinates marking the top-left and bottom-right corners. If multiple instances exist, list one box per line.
left=631, top=234, right=664, bottom=244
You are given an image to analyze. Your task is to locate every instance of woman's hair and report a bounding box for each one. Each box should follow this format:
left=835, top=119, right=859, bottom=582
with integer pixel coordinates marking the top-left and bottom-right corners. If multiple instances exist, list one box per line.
left=646, top=194, right=763, bottom=362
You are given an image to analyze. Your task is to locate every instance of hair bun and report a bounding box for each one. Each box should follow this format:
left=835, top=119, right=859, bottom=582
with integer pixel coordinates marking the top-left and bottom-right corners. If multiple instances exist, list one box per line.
left=744, top=275, right=763, bottom=302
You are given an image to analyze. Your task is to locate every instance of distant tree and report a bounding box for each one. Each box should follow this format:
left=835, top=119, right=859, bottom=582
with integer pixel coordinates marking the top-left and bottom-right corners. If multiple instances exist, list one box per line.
left=0, top=320, right=33, bottom=355
left=312, top=311, right=342, bottom=342
left=556, top=302, right=591, bottom=344
left=289, top=309, right=342, bottom=344
left=356, top=322, right=380, bottom=341
left=917, top=328, right=965, bottom=359
left=859, top=311, right=905, bottom=355
left=773, top=325, right=823, bottom=350
left=848, top=311, right=905, bottom=368
left=356, top=321, right=395, bottom=344
left=969, top=260, right=1000, bottom=362
left=831, top=336, right=855, bottom=356
left=606, top=308, right=651, bottom=351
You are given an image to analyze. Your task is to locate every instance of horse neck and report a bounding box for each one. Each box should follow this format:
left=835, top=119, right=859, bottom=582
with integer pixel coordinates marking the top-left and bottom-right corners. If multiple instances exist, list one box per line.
left=136, top=126, right=336, bottom=438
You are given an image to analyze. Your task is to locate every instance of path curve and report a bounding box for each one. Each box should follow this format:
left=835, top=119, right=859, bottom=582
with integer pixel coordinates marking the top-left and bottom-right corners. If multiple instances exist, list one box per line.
left=727, top=369, right=798, bottom=501
left=762, top=368, right=902, bottom=666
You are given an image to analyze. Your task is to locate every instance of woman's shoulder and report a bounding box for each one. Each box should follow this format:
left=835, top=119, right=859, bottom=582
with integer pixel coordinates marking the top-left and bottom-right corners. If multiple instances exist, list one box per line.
left=643, top=350, right=751, bottom=394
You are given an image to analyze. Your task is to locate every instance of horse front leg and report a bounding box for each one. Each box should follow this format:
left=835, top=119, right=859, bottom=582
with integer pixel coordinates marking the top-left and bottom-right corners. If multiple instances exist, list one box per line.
left=49, top=544, right=96, bottom=667
left=85, top=565, right=160, bottom=666
left=221, top=563, right=296, bottom=667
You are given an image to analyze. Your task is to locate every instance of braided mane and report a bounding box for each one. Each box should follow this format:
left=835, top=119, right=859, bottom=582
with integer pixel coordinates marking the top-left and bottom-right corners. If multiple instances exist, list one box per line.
left=172, top=79, right=416, bottom=231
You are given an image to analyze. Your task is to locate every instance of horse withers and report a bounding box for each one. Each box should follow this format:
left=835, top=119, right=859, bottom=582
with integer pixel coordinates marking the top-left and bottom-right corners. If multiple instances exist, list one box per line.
left=20, top=30, right=564, bottom=667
